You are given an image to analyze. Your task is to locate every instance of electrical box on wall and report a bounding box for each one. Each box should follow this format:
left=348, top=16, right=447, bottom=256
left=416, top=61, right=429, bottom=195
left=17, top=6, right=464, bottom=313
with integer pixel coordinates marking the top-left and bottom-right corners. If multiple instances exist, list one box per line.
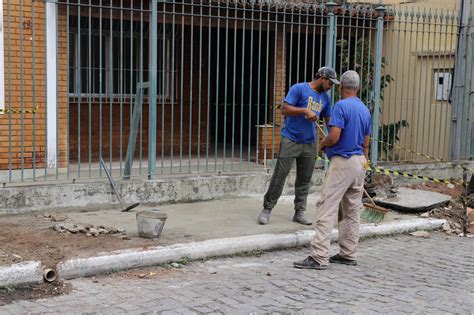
left=434, top=71, right=452, bottom=101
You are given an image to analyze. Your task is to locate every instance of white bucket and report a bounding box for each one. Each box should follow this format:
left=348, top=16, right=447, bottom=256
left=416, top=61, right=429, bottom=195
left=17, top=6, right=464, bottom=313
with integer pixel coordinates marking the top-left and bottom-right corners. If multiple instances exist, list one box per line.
left=136, top=209, right=168, bottom=239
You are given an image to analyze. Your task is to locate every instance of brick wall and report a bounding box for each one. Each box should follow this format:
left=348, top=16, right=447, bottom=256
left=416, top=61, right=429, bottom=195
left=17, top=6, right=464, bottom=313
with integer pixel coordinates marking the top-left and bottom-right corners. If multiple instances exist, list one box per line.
left=56, top=7, right=69, bottom=167
left=257, top=29, right=285, bottom=159
left=274, top=29, right=286, bottom=128
left=1, top=3, right=287, bottom=170
left=68, top=99, right=208, bottom=161
left=68, top=23, right=209, bottom=162
left=0, top=0, right=68, bottom=170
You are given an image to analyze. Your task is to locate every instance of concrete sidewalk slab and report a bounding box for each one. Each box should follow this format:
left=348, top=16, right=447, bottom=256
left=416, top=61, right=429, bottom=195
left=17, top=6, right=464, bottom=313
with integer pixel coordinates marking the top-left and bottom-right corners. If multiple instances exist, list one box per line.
left=65, top=194, right=414, bottom=246
left=375, top=187, right=451, bottom=213
left=0, top=193, right=449, bottom=287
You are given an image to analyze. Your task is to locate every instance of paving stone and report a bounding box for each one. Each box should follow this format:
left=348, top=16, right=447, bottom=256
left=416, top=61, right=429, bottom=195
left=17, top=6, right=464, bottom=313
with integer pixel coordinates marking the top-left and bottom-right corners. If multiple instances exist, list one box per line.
left=1, top=233, right=473, bottom=313
left=190, top=306, right=214, bottom=313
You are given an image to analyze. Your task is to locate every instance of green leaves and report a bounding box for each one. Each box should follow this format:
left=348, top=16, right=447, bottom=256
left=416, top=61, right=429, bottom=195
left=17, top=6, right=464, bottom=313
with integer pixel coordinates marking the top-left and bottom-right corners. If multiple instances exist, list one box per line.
left=335, top=37, right=392, bottom=112
left=378, top=120, right=409, bottom=158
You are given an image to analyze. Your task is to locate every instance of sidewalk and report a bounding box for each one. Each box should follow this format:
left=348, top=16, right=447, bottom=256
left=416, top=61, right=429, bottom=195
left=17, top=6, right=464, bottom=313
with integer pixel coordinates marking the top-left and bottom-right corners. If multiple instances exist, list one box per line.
left=66, top=194, right=416, bottom=244
left=0, top=193, right=446, bottom=286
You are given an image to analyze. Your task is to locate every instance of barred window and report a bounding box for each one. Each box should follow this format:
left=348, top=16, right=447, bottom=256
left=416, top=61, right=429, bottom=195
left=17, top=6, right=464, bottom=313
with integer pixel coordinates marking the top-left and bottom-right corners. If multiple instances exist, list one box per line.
left=68, top=17, right=174, bottom=98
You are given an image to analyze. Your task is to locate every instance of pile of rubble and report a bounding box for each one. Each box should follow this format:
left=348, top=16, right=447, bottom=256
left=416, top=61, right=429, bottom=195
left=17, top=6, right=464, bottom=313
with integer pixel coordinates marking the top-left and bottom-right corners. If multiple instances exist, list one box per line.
left=44, top=213, right=126, bottom=237
left=52, top=222, right=126, bottom=237
left=422, top=198, right=474, bottom=235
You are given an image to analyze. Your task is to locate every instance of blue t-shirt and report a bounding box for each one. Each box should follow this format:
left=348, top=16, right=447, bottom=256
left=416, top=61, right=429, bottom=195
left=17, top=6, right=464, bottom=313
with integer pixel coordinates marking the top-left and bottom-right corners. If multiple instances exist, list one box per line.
left=325, top=96, right=371, bottom=159
left=281, top=83, right=331, bottom=144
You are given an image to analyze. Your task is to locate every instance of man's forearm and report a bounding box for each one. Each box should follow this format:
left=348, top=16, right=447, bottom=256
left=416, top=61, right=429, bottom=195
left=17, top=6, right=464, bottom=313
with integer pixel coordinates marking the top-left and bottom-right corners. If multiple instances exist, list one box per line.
left=363, top=135, right=370, bottom=160
left=321, top=137, right=336, bottom=147
left=282, top=104, right=308, bottom=117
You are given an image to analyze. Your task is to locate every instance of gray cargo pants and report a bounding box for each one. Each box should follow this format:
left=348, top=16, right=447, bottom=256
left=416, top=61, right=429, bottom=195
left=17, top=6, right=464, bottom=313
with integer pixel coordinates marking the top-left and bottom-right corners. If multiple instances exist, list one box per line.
left=263, top=137, right=317, bottom=213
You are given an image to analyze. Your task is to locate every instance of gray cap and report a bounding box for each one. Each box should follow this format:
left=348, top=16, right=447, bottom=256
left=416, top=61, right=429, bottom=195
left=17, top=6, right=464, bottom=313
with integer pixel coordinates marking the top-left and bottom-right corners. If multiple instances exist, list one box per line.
left=316, top=66, right=340, bottom=85
left=340, top=70, right=360, bottom=90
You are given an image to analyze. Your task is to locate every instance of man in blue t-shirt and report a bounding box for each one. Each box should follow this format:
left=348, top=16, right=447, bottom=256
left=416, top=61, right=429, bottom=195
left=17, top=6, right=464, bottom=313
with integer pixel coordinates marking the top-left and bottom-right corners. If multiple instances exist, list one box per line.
left=294, top=70, right=371, bottom=270
left=258, top=67, right=339, bottom=225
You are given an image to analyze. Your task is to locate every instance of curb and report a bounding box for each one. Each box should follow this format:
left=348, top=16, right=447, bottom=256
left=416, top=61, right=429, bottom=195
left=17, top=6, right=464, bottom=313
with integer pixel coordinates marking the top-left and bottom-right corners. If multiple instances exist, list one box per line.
left=0, top=261, right=43, bottom=287
left=0, top=218, right=446, bottom=286
left=57, top=218, right=446, bottom=280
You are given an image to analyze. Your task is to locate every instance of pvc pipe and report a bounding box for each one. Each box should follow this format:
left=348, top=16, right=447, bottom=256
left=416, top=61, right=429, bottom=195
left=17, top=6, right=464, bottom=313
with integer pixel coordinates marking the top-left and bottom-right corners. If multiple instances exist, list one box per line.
left=43, top=268, right=57, bottom=283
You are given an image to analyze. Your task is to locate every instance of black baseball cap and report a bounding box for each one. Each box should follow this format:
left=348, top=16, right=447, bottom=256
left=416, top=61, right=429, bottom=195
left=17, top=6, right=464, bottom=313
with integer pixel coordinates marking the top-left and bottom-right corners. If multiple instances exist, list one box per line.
left=316, top=66, right=340, bottom=85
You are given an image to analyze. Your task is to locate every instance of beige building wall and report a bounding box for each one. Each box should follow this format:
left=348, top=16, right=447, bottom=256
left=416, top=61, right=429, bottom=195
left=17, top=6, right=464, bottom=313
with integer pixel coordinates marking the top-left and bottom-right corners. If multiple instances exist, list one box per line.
left=379, top=0, right=459, bottom=162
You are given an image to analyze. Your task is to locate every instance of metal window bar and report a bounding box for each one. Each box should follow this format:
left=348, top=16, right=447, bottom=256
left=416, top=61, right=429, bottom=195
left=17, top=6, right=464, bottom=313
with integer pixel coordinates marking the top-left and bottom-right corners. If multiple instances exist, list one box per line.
left=0, top=1, right=471, bottom=185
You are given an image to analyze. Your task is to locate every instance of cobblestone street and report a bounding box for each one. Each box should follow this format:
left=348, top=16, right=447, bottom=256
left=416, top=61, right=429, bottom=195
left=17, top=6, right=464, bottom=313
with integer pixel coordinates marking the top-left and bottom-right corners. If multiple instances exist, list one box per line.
left=1, top=233, right=473, bottom=314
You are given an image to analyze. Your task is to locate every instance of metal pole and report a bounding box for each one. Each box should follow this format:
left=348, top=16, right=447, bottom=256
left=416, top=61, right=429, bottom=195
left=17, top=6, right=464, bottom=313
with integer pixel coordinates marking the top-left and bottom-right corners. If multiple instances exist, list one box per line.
left=470, top=28, right=474, bottom=159
left=324, top=2, right=336, bottom=170
left=124, top=83, right=145, bottom=179
left=148, top=0, right=158, bottom=179
left=468, top=1, right=474, bottom=158
left=370, top=5, right=386, bottom=165
left=326, top=2, right=336, bottom=68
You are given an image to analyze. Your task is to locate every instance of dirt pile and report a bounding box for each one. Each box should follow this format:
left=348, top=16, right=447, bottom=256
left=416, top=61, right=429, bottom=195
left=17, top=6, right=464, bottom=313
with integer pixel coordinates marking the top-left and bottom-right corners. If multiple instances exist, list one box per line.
left=423, top=197, right=474, bottom=235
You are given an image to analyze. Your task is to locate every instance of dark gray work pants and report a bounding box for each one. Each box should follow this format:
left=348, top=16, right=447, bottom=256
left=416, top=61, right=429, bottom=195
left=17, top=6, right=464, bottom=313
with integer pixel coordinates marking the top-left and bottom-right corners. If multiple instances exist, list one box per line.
left=263, top=137, right=317, bottom=213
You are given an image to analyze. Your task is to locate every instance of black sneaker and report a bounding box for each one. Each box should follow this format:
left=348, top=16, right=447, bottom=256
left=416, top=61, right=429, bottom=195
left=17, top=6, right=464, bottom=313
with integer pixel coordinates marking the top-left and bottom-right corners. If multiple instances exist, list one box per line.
left=329, top=254, right=357, bottom=266
left=293, top=256, right=328, bottom=270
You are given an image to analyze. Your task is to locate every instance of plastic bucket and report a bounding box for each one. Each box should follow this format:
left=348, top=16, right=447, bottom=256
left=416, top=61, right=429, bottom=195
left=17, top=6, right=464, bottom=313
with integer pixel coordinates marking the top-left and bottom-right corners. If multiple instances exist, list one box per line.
left=136, top=209, right=168, bottom=239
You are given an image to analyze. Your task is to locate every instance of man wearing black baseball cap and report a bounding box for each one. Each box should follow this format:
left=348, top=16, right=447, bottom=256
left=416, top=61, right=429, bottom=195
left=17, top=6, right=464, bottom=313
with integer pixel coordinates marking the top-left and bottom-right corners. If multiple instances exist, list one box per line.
left=257, top=66, right=339, bottom=225
left=317, top=66, right=340, bottom=85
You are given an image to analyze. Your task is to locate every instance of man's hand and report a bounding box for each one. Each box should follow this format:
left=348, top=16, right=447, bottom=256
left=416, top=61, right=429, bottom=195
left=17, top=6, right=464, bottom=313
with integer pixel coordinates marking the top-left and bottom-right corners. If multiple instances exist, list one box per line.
left=304, top=109, right=317, bottom=122
left=364, top=159, right=371, bottom=170
left=317, top=144, right=326, bottom=157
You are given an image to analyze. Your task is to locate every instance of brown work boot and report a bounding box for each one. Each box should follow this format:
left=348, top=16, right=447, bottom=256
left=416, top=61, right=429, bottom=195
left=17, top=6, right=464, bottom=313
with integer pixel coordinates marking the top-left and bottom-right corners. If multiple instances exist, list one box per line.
left=292, top=211, right=312, bottom=225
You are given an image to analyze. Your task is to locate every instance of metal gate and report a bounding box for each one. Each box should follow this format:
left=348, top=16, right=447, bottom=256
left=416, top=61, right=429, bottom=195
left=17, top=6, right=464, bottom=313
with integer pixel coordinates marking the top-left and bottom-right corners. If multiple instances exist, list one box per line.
left=0, top=0, right=471, bottom=184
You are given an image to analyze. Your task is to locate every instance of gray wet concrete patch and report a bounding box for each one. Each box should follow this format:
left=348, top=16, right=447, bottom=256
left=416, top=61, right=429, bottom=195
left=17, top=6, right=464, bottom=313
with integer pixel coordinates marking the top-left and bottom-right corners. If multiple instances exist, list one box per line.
left=374, top=187, right=451, bottom=213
